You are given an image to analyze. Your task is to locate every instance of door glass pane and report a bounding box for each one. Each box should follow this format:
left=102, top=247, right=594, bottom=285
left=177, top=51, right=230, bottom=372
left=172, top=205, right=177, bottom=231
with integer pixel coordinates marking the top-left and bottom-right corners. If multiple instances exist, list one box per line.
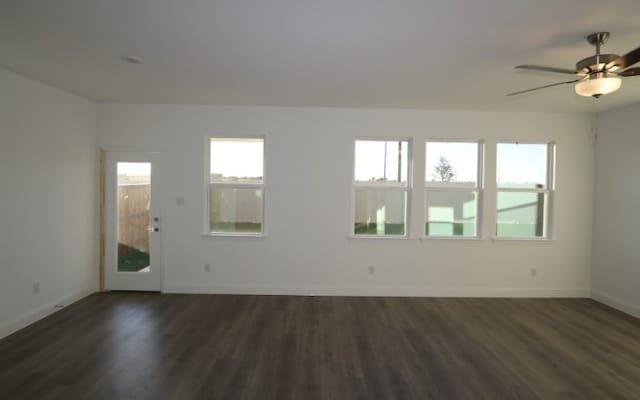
left=209, top=188, right=263, bottom=233
left=425, top=190, right=477, bottom=236
left=496, top=191, right=547, bottom=238
left=354, top=190, right=406, bottom=235
left=117, top=162, right=151, bottom=273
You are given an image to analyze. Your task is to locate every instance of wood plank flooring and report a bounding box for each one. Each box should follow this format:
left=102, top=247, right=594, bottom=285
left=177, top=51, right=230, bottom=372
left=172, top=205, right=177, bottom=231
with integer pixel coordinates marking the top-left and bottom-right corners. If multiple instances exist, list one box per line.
left=1, top=294, right=639, bottom=399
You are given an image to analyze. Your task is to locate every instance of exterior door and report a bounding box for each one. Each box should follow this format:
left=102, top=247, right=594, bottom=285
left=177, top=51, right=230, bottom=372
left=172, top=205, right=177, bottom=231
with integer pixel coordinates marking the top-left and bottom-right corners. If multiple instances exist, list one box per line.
left=105, top=152, right=162, bottom=291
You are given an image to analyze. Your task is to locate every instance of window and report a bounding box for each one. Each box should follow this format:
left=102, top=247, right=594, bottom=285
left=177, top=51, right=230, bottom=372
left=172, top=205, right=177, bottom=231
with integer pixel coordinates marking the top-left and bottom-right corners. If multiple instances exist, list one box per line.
left=352, top=139, right=410, bottom=236
left=207, top=137, right=264, bottom=235
left=425, top=141, right=482, bottom=237
left=496, top=142, right=554, bottom=238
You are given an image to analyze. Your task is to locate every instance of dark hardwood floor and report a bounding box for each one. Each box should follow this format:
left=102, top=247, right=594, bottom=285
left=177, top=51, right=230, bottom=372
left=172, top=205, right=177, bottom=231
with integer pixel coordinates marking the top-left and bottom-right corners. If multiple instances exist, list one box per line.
left=1, top=294, right=639, bottom=399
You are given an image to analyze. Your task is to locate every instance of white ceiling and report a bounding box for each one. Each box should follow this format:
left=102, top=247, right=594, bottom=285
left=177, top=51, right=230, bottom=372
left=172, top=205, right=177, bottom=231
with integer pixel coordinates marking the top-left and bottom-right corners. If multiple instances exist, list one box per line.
left=2, top=0, right=640, bottom=112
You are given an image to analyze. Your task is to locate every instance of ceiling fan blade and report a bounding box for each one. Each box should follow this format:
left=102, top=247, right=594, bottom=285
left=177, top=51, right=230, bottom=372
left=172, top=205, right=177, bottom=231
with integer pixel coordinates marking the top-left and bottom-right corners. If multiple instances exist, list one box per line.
left=507, top=79, right=581, bottom=96
left=606, top=47, right=640, bottom=70
left=619, top=67, right=640, bottom=77
left=515, top=65, right=577, bottom=75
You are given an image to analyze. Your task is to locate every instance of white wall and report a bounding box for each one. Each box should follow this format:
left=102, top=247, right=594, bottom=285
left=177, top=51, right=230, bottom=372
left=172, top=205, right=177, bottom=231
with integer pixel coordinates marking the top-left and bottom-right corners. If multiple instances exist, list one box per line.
left=592, top=103, right=640, bottom=317
left=97, top=104, right=594, bottom=297
left=0, top=68, right=97, bottom=338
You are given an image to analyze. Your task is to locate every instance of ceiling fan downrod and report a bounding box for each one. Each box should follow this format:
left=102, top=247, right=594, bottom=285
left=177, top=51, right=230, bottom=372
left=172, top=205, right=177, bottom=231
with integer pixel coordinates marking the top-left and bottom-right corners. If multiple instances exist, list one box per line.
left=577, top=32, right=617, bottom=73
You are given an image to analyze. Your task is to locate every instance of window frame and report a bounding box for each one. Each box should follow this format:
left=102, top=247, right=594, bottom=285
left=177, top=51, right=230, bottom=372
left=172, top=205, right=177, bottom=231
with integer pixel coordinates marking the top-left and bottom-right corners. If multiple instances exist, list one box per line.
left=350, top=137, right=412, bottom=239
left=204, top=135, right=266, bottom=237
left=494, top=141, right=556, bottom=240
left=423, top=139, right=484, bottom=239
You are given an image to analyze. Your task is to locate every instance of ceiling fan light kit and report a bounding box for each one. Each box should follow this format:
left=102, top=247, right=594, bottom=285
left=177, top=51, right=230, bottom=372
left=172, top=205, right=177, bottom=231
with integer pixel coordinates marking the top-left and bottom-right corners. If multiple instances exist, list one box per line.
left=508, top=32, right=640, bottom=98
left=575, top=74, right=621, bottom=98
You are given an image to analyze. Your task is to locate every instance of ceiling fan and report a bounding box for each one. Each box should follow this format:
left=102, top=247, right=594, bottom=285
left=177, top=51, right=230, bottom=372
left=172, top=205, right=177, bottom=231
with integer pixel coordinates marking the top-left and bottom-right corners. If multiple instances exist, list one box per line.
left=508, top=32, right=640, bottom=98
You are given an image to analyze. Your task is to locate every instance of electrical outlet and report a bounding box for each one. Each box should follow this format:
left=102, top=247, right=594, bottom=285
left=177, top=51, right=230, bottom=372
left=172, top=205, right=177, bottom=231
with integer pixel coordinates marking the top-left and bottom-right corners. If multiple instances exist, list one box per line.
left=176, top=196, right=185, bottom=206
left=530, top=268, right=537, bottom=277
left=368, top=265, right=375, bottom=275
left=204, top=263, right=211, bottom=272
left=32, top=282, right=40, bottom=294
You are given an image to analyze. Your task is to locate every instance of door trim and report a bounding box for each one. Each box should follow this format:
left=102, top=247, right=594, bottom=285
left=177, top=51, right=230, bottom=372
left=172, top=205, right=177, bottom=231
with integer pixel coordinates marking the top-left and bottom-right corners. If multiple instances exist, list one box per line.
left=99, top=147, right=106, bottom=291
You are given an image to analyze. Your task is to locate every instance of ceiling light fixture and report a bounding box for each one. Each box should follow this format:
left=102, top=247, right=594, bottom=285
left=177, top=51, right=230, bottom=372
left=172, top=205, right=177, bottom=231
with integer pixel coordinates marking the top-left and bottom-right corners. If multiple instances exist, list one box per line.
left=574, top=72, right=621, bottom=98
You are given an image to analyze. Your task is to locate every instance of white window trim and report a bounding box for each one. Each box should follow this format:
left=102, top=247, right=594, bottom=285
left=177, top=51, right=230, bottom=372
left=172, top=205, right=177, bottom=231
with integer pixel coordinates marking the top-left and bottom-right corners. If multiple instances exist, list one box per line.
left=423, top=139, right=484, bottom=239
left=493, top=141, right=555, bottom=240
left=350, top=138, right=413, bottom=239
left=203, top=135, right=266, bottom=237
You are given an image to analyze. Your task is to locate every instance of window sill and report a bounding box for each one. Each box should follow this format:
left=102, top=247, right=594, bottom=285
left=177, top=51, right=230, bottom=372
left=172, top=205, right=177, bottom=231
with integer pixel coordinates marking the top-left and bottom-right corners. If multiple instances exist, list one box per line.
left=201, top=233, right=265, bottom=239
left=420, top=236, right=483, bottom=242
left=347, top=235, right=409, bottom=240
left=491, top=237, right=554, bottom=243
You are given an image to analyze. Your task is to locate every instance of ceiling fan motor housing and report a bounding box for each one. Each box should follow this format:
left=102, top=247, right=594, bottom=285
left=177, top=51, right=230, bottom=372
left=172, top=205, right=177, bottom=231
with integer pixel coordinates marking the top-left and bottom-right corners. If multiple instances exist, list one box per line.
left=576, top=54, right=619, bottom=73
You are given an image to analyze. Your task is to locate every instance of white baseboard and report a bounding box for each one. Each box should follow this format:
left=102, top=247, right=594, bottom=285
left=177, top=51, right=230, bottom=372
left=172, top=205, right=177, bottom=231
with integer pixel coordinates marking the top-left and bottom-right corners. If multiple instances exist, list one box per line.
left=591, top=290, right=640, bottom=319
left=165, top=283, right=589, bottom=298
left=0, top=288, right=94, bottom=340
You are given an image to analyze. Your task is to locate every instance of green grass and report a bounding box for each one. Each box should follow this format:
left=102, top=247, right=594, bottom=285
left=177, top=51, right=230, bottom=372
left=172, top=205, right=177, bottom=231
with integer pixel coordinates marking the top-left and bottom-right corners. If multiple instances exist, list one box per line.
left=354, top=223, right=405, bottom=235
left=118, top=245, right=150, bottom=272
